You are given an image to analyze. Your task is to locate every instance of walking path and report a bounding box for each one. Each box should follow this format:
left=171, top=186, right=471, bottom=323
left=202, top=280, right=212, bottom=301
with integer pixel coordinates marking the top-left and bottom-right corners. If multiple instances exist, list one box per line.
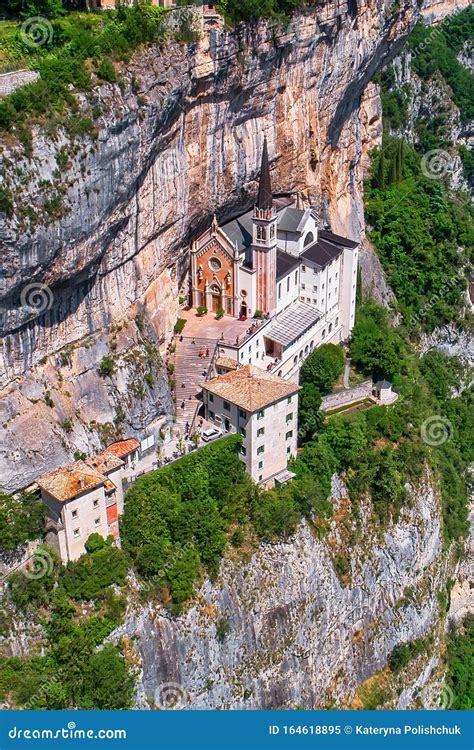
left=173, top=336, right=218, bottom=435
left=343, top=357, right=351, bottom=389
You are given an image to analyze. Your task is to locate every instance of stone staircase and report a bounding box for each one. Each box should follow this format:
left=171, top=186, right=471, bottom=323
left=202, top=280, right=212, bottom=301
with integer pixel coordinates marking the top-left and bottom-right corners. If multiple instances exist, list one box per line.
left=173, top=336, right=218, bottom=435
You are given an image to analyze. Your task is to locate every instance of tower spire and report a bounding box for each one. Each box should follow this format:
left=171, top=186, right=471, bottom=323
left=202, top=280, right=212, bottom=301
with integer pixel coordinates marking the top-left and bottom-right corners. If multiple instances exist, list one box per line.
left=256, top=136, right=272, bottom=210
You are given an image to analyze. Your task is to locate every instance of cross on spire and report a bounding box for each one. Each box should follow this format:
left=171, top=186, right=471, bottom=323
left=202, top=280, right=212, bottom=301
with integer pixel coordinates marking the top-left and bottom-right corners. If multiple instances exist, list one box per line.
left=256, top=136, right=272, bottom=210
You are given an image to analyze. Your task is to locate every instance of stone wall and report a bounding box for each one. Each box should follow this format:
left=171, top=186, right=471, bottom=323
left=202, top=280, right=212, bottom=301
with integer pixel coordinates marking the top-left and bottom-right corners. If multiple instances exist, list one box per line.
left=320, top=380, right=373, bottom=412
left=0, top=70, right=39, bottom=97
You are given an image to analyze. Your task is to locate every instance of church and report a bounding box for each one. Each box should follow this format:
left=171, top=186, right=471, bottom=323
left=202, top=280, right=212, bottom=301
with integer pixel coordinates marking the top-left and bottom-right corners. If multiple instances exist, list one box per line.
left=189, top=138, right=359, bottom=381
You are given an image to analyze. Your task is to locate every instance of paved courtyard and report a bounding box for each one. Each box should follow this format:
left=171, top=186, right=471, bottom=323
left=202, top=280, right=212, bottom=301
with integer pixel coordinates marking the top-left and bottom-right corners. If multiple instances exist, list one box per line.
left=178, top=307, right=260, bottom=344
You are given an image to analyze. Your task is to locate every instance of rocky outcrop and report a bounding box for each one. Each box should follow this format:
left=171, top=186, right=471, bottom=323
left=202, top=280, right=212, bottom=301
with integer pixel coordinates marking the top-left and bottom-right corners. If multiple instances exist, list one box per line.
left=0, top=1, right=460, bottom=488
left=111, top=473, right=451, bottom=710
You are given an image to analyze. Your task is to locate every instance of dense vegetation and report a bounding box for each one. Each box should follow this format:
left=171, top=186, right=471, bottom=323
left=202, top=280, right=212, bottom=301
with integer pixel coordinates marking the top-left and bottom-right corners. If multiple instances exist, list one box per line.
left=0, top=4, right=182, bottom=144
left=445, top=615, right=474, bottom=710
left=1, top=535, right=134, bottom=709
left=365, top=136, right=473, bottom=332
left=378, top=9, right=474, bottom=183
left=298, top=343, right=345, bottom=440
left=0, top=491, right=45, bottom=549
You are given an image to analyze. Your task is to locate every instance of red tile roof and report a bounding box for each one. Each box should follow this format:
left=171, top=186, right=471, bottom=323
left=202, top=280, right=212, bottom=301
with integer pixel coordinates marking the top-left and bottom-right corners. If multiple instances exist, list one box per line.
left=38, top=461, right=107, bottom=503
left=106, top=438, right=140, bottom=459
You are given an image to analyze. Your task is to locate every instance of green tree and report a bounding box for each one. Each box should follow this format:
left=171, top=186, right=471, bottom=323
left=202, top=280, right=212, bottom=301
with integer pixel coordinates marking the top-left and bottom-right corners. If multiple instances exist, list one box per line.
left=301, top=343, right=346, bottom=393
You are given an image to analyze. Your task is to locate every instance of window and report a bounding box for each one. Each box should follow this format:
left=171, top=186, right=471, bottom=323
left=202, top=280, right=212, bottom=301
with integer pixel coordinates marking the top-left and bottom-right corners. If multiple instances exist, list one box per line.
left=240, top=352, right=244, bottom=360
left=304, top=232, right=314, bottom=247
left=209, top=393, right=214, bottom=402
left=73, top=528, right=80, bottom=538
left=223, top=400, right=231, bottom=411
left=293, top=356, right=297, bottom=365
left=270, top=223, right=275, bottom=238
left=257, top=427, right=265, bottom=437
left=301, top=265, right=306, bottom=272
left=259, top=475, right=263, bottom=482
left=301, top=283, right=306, bottom=290
left=287, top=276, right=290, bottom=292
left=257, top=445, right=265, bottom=455
left=313, top=285, right=317, bottom=292
left=239, top=426, right=246, bottom=437
left=240, top=446, right=247, bottom=456
left=287, top=446, right=291, bottom=454
left=94, top=517, right=101, bottom=527
left=322, top=283, right=325, bottom=290
left=287, top=396, right=292, bottom=404
left=322, top=329, right=326, bottom=338
left=239, top=409, right=247, bottom=419
left=335, top=317, right=339, bottom=326
left=72, top=509, right=78, bottom=518
left=209, top=410, right=215, bottom=420
left=257, top=409, right=264, bottom=419
left=286, top=413, right=293, bottom=423
left=335, top=273, right=338, bottom=279
left=278, top=283, right=282, bottom=300
left=93, top=499, right=99, bottom=508
left=329, top=277, right=332, bottom=284
left=286, top=430, right=293, bottom=440
left=313, top=298, right=317, bottom=305
left=258, top=460, right=264, bottom=469
left=294, top=271, right=298, bottom=285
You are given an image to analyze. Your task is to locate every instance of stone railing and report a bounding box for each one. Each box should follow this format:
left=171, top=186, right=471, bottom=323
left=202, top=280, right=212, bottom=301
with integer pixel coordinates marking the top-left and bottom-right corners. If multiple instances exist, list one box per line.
left=320, top=380, right=373, bottom=412
left=0, top=69, right=40, bottom=97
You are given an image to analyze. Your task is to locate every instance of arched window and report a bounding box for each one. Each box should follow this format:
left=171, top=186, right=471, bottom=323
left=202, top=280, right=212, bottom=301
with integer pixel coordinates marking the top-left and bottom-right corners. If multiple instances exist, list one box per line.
left=322, top=329, right=326, bottom=338
left=293, top=356, right=298, bottom=365
left=303, top=232, right=314, bottom=247
left=305, top=345, right=309, bottom=354
left=257, top=225, right=266, bottom=241
left=329, top=323, right=333, bottom=333
left=335, top=317, right=339, bottom=326
left=270, top=223, right=275, bottom=238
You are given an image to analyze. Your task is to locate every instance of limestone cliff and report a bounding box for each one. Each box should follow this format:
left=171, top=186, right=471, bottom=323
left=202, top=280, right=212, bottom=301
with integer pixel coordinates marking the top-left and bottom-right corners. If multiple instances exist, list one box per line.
left=110, top=474, right=455, bottom=710
left=0, top=0, right=459, bottom=490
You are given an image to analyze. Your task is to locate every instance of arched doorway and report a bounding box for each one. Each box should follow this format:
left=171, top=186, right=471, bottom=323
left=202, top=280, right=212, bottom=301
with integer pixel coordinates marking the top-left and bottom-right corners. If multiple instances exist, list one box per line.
left=210, top=284, right=222, bottom=313
left=239, top=300, right=248, bottom=319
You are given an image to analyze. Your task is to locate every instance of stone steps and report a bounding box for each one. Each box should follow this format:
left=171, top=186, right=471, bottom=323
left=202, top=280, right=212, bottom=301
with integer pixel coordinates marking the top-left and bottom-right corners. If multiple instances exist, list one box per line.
left=173, top=337, right=218, bottom=434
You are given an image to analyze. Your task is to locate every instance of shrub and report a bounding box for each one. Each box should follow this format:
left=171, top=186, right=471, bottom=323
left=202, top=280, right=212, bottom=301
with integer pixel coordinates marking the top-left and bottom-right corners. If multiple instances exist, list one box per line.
left=301, top=343, right=346, bottom=393
left=174, top=318, right=186, bottom=334
left=253, top=309, right=263, bottom=319
left=196, top=306, right=208, bottom=316
left=0, top=491, right=45, bottom=550
left=97, top=356, right=116, bottom=378
left=60, top=535, right=128, bottom=600
left=215, top=307, right=225, bottom=320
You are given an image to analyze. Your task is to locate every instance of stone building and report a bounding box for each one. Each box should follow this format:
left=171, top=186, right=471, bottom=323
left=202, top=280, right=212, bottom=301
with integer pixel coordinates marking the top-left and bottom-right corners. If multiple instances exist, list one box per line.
left=38, top=450, right=125, bottom=563
left=201, top=364, right=300, bottom=486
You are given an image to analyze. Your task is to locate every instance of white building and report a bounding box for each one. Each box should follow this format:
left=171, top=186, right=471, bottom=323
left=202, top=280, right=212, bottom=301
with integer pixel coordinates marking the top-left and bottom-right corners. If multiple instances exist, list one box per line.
left=189, top=137, right=359, bottom=381
left=201, top=364, right=300, bottom=486
left=38, top=449, right=126, bottom=563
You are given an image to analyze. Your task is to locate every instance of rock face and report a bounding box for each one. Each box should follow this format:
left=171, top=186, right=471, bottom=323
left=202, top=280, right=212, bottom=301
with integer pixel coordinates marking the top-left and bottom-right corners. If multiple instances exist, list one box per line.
left=111, top=474, right=448, bottom=709
left=0, top=0, right=459, bottom=489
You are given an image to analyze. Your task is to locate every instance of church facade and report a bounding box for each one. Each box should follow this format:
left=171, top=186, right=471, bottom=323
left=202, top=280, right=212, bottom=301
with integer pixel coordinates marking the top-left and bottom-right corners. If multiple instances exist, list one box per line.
left=189, top=139, right=359, bottom=381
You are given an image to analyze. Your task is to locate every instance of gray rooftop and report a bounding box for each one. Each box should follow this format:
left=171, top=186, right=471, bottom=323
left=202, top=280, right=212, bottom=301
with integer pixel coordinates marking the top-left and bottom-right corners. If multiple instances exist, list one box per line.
left=277, top=207, right=306, bottom=233
left=264, top=302, right=321, bottom=348
left=220, top=209, right=254, bottom=253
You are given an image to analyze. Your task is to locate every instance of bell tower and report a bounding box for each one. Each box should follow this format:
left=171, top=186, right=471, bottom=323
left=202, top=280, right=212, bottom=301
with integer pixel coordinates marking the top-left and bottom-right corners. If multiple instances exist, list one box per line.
left=252, top=137, right=278, bottom=315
